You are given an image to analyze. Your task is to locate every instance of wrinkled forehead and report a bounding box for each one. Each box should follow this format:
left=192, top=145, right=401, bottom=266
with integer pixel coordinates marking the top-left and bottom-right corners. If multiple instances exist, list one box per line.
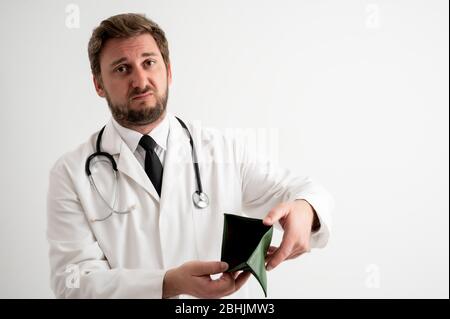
left=100, top=34, right=162, bottom=64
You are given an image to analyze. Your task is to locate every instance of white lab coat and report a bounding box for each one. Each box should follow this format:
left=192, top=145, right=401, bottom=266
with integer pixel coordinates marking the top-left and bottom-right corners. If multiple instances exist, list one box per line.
left=47, top=113, right=333, bottom=298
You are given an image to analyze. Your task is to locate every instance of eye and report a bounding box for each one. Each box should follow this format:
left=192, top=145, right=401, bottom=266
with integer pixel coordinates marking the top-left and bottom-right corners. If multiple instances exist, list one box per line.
left=115, top=65, right=128, bottom=73
left=144, top=59, right=155, bottom=67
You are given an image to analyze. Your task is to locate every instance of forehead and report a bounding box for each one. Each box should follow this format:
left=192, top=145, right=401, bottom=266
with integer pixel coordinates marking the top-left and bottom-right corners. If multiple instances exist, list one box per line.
left=100, top=33, right=161, bottom=62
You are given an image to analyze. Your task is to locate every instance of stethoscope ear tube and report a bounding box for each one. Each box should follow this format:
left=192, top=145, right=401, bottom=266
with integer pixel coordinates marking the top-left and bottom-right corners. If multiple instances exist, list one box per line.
left=175, top=117, right=205, bottom=195
left=86, top=117, right=210, bottom=223
left=85, top=126, right=119, bottom=176
left=85, top=152, right=118, bottom=176
left=175, top=117, right=210, bottom=210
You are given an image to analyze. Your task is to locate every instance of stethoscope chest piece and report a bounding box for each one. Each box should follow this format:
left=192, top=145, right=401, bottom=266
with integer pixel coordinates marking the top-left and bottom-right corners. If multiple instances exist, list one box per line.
left=192, top=191, right=209, bottom=209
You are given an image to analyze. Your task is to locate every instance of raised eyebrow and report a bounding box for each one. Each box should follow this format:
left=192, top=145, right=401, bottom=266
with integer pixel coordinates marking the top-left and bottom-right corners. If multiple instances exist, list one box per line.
left=110, top=52, right=158, bottom=68
left=110, top=57, right=127, bottom=68
left=141, top=52, right=158, bottom=58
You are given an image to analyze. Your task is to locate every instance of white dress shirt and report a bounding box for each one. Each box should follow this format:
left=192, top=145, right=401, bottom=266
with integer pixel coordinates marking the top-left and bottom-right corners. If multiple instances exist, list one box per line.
left=111, top=114, right=169, bottom=168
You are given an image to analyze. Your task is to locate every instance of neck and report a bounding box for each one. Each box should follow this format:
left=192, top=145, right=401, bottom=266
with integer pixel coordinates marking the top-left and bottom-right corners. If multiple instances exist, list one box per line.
left=120, top=111, right=167, bottom=135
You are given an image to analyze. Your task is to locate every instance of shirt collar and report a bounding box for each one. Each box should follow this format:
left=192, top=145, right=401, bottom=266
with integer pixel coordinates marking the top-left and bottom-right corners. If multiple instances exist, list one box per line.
left=112, top=114, right=169, bottom=153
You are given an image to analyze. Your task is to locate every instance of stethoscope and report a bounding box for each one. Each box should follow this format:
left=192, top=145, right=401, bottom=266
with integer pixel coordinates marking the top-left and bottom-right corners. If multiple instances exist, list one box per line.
left=85, top=117, right=209, bottom=222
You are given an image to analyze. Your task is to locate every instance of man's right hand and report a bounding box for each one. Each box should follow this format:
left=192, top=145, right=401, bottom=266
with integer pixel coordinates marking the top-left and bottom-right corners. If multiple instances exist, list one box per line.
left=162, top=261, right=251, bottom=298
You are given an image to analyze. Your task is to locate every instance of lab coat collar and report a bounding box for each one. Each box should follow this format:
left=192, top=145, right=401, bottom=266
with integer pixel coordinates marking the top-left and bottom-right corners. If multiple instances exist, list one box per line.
left=100, top=118, right=121, bottom=156
left=101, top=118, right=158, bottom=201
left=110, top=115, right=169, bottom=154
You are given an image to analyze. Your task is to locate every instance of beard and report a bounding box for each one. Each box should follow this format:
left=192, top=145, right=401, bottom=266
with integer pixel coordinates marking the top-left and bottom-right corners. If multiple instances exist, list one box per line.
left=105, top=84, right=169, bottom=127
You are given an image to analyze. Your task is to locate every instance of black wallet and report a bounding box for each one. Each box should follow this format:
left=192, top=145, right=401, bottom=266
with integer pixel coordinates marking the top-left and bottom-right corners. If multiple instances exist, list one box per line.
left=220, top=213, right=273, bottom=296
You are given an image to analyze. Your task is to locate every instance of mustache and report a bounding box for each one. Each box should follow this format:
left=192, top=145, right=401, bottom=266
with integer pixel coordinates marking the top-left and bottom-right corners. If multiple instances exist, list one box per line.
left=129, top=86, right=155, bottom=99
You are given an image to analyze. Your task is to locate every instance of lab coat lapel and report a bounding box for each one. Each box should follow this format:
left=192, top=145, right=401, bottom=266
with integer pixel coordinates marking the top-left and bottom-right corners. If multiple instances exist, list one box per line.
left=158, top=115, right=199, bottom=268
left=160, top=116, right=193, bottom=202
left=101, top=119, right=160, bottom=202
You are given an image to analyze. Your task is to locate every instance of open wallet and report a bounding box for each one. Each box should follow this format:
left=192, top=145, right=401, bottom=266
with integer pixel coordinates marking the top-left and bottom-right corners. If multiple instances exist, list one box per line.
left=220, top=213, right=273, bottom=297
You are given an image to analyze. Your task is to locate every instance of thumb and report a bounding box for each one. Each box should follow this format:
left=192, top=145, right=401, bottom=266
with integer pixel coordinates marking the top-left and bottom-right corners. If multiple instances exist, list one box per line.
left=263, top=203, right=289, bottom=226
left=190, top=261, right=229, bottom=276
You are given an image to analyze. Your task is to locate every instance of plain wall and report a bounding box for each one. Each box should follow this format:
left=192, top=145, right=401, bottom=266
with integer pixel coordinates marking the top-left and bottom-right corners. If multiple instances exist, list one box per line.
left=0, top=0, right=448, bottom=298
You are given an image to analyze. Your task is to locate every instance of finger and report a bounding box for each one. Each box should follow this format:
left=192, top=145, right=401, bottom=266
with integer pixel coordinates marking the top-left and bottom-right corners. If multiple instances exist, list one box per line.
left=229, top=271, right=240, bottom=279
left=234, top=271, right=252, bottom=291
left=266, top=204, right=313, bottom=270
left=210, top=271, right=250, bottom=295
left=263, top=203, right=289, bottom=226
left=191, top=261, right=229, bottom=276
left=266, top=237, right=296, bottom=271
left=265, top=246, right=278, bottom=262
left=286, top=251, right=306, bottom=260
left=201, top=273, right=236, bottom=298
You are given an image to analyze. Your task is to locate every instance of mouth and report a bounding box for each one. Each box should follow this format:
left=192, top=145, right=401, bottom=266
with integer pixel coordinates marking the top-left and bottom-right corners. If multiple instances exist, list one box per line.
left=131, top=92, right=153, bottom=100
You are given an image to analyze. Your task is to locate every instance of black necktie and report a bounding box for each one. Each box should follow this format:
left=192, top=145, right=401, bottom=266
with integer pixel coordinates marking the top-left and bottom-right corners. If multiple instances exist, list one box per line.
left=139, top=135, right=163, bottom=196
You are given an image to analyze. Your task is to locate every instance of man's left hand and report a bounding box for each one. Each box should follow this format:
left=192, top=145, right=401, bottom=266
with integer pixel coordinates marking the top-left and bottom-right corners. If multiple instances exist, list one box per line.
left=263, top=199, right=319, bottom=271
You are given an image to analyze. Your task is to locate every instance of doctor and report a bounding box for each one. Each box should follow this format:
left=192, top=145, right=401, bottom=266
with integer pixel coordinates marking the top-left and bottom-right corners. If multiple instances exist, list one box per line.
left=47, top=13, right=333, bottom=299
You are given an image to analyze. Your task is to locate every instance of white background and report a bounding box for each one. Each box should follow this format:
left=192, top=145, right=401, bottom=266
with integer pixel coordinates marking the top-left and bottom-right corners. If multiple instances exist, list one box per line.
left=0, top=0, right=448, bottom=298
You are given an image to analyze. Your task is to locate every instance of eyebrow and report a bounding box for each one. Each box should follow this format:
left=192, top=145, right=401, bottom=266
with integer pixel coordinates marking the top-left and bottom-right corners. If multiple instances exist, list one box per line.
left=109, top=52, right=158, bottom=68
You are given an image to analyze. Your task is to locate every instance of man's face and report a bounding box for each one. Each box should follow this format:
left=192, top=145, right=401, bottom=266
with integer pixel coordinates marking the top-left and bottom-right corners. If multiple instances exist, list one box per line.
left=94, top=33, right=172, bottom=127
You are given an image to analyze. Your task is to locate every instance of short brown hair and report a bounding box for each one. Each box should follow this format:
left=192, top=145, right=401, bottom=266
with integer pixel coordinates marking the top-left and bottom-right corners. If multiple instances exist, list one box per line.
left=88, top=13, right=170, bottom=79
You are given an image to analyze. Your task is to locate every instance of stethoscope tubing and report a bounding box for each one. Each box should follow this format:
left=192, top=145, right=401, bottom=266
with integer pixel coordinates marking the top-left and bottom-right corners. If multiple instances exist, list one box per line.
left=85, top=117, right=209, bottom=222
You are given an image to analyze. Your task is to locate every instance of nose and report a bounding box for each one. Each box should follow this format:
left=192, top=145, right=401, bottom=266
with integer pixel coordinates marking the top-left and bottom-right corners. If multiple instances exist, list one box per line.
left=130, top=67, right=150, bottom=91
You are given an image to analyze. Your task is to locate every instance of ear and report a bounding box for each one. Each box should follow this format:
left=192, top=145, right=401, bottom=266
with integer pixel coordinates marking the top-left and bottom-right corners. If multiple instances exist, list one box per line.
left=167, top=63, right=172, bottom=86
left=93, top=75, right=106, bottom=98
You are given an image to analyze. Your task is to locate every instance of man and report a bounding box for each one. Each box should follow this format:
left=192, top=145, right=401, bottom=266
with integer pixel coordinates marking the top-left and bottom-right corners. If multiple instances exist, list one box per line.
left=47, top=13, right=333, bottom=298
